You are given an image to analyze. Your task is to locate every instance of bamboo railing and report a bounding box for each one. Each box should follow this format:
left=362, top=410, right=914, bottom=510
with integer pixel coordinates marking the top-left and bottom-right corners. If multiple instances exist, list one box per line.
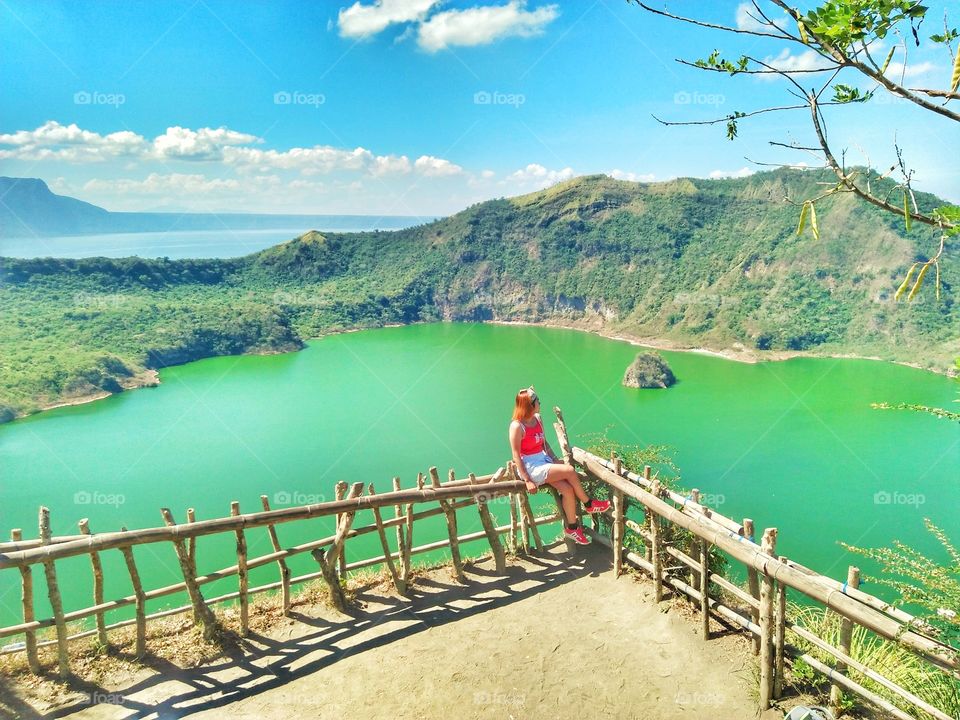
left=574, top=423, right=959, bottom=720
left=2, top=408, right=957, bottom=720
left=0, top=467, right=556, bottom=675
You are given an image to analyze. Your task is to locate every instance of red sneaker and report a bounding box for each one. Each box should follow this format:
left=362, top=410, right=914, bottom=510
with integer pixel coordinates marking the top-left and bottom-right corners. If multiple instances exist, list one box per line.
left=564, top=525, right=590, bottom=545
left=584, top=499, right=611, bottom=514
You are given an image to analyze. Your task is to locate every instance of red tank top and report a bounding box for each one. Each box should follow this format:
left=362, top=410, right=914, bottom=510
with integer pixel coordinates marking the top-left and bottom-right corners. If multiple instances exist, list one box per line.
left=519, top=417, right=544, bottom=455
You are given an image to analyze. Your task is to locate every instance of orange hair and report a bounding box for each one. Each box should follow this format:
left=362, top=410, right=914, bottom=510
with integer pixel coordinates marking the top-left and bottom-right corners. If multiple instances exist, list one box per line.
left=512, top=387, right=539, bottom=422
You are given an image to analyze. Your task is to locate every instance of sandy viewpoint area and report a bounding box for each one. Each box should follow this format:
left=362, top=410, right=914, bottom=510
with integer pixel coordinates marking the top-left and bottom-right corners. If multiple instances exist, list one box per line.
left=7, top=540, right=758, bottom=720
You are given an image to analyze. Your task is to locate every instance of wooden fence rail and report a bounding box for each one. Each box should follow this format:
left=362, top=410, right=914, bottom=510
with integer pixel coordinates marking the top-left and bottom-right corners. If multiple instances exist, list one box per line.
left=3, top=407, right=957, bottom=720
left=0, top=470, right=537, bottom=674
left=573, top=435, right=958, bottom=720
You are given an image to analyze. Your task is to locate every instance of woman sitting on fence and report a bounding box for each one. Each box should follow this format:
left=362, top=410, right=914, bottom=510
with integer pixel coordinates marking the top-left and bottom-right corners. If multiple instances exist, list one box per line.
left=509, top=386, right=610, bottom=546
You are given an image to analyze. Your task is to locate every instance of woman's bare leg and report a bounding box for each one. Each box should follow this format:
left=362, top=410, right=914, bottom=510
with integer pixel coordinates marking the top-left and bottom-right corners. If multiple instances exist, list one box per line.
left=546, top=464, right=589, bottom=504
left=544, top=476, right=576, bottom=523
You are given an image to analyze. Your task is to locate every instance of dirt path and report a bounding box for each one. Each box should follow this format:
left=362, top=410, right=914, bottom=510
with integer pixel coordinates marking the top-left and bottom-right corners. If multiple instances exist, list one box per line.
left=12, top=542, right=758, bottom=719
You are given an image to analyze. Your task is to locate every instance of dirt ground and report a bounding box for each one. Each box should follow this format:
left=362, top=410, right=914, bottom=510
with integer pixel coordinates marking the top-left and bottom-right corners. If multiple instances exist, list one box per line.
left=3, top=540, right=762, bottom=719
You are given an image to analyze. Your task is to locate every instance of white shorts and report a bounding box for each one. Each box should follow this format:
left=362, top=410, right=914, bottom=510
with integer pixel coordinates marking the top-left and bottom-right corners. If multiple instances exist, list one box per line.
left=522, top=451, right=553, bottom=486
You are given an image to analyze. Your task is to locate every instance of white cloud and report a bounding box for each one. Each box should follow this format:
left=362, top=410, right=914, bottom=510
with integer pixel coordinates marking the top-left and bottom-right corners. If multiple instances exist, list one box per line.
left=83, top=173, right=246, bottom=195
left=760, top=48, right=833, bottom=77
left=884, top=60, right=937, bottom=80
left=608, top=169, right=655, bottom=183
left=0, top=120, right=148, bottom=162
left=0, top=122, right=448, bottom=178
left=417, top=1, right=558, bottom=52
left=338, top=0, right=439, bottom=38
left=708, top=167, right=755, bottom=179
left=735, top=2, right=789, bottom=33
left=152, top=126, right=259, bottom=161
left=505, top=163, right=574, bottom=188
left=414, top=154, right=464, bottom=176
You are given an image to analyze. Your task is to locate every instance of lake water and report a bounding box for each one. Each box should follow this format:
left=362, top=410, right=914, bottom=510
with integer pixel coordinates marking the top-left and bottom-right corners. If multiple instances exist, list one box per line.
left=0, top=223, right=425, bottom=260
left=1, top=323, right=957, bottom=631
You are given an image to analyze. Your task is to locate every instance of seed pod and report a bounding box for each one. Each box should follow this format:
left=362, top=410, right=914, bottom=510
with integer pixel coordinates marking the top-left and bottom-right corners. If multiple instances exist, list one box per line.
left=809, top=202, right=820, bottom=241
left=796, top=202, right=809, bottom=236
left=894, top=263, right=919, bottom=301
left=907, top=263, right=930, bottom=302
left=903, top=191, right=911, bottom=232
left=880, top=47, right=895, bottom=75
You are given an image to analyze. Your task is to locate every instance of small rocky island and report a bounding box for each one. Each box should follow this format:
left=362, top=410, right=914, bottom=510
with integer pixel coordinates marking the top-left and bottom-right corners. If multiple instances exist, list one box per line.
left=622, top=352, right=676, bottom=389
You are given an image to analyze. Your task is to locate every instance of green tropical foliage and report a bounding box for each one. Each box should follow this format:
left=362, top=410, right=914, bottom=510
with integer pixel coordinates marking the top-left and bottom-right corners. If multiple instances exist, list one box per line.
left=2, top=168, right=957, bottom=420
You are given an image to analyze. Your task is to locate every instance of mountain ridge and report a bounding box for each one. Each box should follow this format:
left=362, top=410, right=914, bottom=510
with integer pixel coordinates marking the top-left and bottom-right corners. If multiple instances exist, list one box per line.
left=1, top=167, right=957, bottom=420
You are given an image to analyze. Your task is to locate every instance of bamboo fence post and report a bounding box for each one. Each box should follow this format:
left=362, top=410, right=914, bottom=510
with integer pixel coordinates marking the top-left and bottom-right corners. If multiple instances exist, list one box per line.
left=759, top=527, right=778, bottom=711
left=551, top=406, right=574, bottom=465
left=230, top=502, right=249, bottom=636
left=335, top=481, right=348, bottom=577
left=471, top=472, right=506, bottom=573
left=649, top=480, right=664, bottom=601
left=160, top=508, right=218, bottom=640
left=390, top=477, right=410, bottom=587
left=259, top=495, right=291, bottom=615
left=511, top=462, right=543, bottom=551
left=78, top=518, right=108, bottom=649
left=367, top=484, right=405, bottom=594
left=611, top=455, right=625, bottom=577
left=509, top=463, right=531, bottom=553
left=39, top=507, right=70, bottom=676
left=643, top=466, right=653, bottom=562
left=775, top=555, right=789, bottom=700
left=430, top=467, right=465, bottom=582
left=505, top=471, right=520, bottom=553
left=689, top=489, right=702, bottom=590
left=700, top=535, right=710, bottom=641
left=118, top=529, right=147, bottom=658
left=315, top=482, right=363, bottom=612
left=186, top=508, right=197, bottom=579
left=743, top=518, right=761, bottom=655
left=10, top=529, right=39, bottom=673
left=831, top=565, right=861, bottom=712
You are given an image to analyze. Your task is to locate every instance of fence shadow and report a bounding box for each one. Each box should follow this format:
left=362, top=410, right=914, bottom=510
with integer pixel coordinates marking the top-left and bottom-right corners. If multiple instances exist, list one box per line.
left=35, top=541, right=607, bottom=719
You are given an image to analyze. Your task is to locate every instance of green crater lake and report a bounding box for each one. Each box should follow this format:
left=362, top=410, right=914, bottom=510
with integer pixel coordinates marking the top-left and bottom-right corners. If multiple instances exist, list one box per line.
left=1, top=323, right=958, bottom=631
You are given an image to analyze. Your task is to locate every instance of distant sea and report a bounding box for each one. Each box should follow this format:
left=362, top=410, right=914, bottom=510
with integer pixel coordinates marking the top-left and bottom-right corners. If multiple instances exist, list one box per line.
left=0, top=218, right=434, bottom=259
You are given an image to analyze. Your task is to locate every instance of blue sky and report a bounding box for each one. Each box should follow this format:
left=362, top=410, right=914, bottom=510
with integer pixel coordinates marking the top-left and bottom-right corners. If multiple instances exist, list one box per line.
left=1, top=0, right=957, bottom=215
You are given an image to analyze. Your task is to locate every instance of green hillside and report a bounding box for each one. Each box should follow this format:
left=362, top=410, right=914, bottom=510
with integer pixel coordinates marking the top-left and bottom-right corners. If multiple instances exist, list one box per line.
left=1, top=168, right=957, bottom=420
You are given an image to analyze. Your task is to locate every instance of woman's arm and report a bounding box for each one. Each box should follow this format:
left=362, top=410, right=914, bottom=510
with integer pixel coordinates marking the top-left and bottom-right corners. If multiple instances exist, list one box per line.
left=509, top=421, right=538, bottom=492
left=537, top=414, right=560, bottom=463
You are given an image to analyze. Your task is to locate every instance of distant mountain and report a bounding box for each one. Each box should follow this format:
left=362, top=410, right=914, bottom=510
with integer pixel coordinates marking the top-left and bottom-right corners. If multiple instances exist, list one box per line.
left=0, top=177, right=110, bottom=236
left=0, top=177, right=434, bottom=238
left=1, top=168, right=957, bottom=419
